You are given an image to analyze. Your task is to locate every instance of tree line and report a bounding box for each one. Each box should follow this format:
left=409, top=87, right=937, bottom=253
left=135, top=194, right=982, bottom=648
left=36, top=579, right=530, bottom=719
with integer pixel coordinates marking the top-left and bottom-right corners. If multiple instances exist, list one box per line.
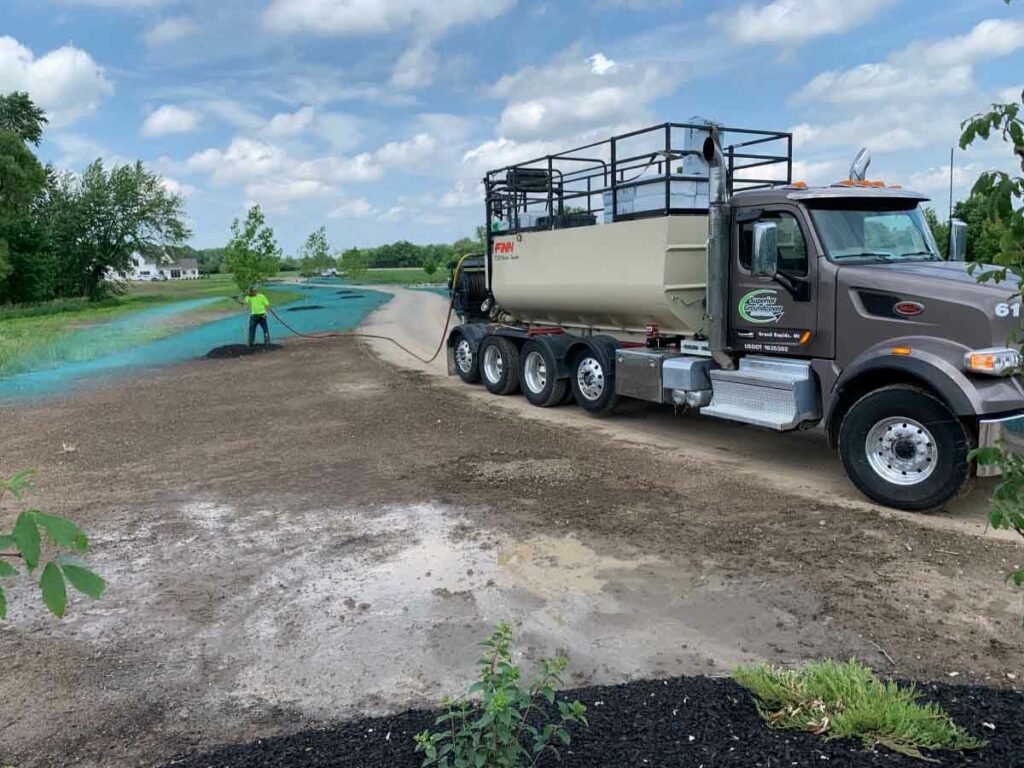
left=0, top=93, right=189, bottom=304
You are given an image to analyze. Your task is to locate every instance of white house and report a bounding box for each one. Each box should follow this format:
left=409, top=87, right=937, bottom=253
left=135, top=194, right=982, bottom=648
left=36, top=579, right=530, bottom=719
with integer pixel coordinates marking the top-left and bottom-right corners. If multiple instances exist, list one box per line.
left=120, top=253, right=200, bottom=281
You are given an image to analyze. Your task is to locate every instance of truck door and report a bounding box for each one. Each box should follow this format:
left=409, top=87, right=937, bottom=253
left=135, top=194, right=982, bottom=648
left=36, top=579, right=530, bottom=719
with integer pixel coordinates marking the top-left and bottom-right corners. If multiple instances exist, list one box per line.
left=729, top=205, right=820, bottom=358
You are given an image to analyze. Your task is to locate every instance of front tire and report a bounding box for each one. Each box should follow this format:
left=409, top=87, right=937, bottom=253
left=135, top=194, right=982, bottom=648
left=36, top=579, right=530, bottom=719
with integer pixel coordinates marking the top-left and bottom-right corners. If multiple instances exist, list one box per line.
left=838, top=385, right=970, bottom=511
left=480, top=337, right=521, bottom=396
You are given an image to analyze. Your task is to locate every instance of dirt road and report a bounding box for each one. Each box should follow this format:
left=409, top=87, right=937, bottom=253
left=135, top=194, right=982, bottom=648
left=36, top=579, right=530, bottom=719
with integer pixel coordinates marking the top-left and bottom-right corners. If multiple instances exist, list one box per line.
left=0, top=298, right=1021, bottom=766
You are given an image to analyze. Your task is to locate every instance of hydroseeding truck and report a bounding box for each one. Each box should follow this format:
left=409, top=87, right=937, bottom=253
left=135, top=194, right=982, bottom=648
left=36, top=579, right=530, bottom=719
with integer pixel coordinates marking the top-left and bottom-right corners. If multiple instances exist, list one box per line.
left=446, top=122, right=1024, bottom=511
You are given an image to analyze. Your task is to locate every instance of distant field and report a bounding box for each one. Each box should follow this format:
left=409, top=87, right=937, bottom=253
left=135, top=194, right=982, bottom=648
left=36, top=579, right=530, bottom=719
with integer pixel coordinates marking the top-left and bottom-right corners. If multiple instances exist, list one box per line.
left=351, top=268, right=446, bottom=285
left=0, top=276, right=302, bottom=377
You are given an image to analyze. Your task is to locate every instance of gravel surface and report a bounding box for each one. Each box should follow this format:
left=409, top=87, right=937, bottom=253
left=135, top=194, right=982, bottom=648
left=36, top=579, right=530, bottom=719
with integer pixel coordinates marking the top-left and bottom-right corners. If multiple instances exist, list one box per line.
left=164, top=677, right=1024, bottom=768
left=0, top=336, right=1020, bottom=767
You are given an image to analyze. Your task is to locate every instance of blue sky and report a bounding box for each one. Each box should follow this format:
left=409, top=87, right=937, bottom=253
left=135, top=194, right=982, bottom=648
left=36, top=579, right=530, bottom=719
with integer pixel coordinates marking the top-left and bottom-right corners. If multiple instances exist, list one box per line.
left=1, top=0, right=1022, bottom=253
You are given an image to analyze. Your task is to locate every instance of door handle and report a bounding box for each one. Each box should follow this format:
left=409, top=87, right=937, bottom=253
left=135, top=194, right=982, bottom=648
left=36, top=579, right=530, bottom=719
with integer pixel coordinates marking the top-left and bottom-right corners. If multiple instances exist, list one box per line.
left=736, top=331, right=755, bottom=338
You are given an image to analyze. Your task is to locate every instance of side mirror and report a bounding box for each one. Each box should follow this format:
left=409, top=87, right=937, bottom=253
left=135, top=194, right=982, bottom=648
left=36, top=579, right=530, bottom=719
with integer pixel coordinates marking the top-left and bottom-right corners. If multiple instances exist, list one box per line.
left=752, top=222, right=779, bottom=278
left=949, top=219, right=967, bottom=262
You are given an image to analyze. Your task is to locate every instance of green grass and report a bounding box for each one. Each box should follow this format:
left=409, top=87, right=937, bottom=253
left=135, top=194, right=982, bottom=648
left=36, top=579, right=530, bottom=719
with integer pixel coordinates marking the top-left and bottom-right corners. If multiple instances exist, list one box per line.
left=733, top=660, right=983, bottom=760
left=0, top=275, right=303, bottom=376
left=348, top=267, right=445, bottom=285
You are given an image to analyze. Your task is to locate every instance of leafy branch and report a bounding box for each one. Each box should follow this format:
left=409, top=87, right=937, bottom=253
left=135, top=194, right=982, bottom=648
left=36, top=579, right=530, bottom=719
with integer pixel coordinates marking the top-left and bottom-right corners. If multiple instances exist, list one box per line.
left=0, top=469, right=106, bottom=619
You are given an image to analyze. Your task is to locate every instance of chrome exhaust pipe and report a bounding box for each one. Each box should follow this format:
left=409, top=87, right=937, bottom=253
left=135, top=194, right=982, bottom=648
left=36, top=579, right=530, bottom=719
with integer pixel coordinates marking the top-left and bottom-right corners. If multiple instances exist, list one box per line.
left=702, top=130, right=733, bottom=370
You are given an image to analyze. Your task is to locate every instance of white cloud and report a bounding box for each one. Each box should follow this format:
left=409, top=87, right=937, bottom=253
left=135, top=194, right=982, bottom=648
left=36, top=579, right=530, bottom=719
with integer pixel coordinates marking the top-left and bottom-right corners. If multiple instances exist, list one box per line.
left=908, top=163, right=982, bottom=193
left=330, top=198, right=377, bottom=219
left=145, top=17, right=198, bottom=46
left=391, top=42, right=439, bottom=90
left=263, top=0, right=516, bottom=36
left=160, top=176, right=196, bottom=198
left=997, top=86, right=1024, bottom=104
left=141, top=105, right=201, bottom=137
left=490, top=50, right=672, bottom=142
left=716, top=0, right=894, bottom=45
left=0, top=36, right=113, bottom=127
left=245, top=179, right=333, bottom=210
left=60, top=0, right=171, bottom=6
left=200, top=99, right=266, bottom=130
left=186, top=138, right=287, bottom=185
left=266, top=106, right=316, bottom=137
left=796, top=19, right=1024, bottom=106
left=375, top=132, right=439, bottom=169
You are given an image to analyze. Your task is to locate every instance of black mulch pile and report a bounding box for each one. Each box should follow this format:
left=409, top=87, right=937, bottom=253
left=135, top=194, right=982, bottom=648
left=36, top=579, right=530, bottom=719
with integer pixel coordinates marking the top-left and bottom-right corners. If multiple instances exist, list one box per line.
left=286, top=305, right=324, bottom=312
left=162, top=677, right=1023, bottom=768
left=336, top=289, right=358, bottom=294
left=337, top=295, right=365, bottom=300
left=204, top=344, right=283, bottom=359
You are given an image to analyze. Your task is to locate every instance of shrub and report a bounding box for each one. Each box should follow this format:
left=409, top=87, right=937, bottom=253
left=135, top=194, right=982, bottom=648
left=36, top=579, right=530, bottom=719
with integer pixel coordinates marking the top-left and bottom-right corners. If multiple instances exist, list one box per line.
left=971, top=445, right=1024, bottom=591
left=734, top=659, right=983, bottom=760
left=415, top=622, right=587, bottom=768
left=0, top=469, right=106, bottom=618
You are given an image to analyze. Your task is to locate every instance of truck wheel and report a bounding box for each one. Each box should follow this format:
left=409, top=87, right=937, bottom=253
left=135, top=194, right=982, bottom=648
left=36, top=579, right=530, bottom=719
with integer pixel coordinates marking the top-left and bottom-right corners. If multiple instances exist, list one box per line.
left=452, top=331, right=480, bottom=384
left=480, top=337, right=521, bottom=396
left=838, top=385, right=970, bottom=511
left=570, top=350, right=618, bottom=414
left=520, top=341, right=568, bottom=407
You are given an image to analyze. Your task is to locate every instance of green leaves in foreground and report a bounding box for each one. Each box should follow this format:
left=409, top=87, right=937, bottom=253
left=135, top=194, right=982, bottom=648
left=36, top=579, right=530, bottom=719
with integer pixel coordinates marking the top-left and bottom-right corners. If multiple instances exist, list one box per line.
left=734, top=660, right=983, bottom=760
left=414, top=622, right=588, bottom=768
left=970, top=445, right=1024, bottom=591
left=0, top=469, right=106, bottom=619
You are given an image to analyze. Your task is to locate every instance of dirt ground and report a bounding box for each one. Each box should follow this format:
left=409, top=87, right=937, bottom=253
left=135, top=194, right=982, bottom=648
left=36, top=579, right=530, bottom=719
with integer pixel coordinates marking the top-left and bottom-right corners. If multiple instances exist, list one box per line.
left=0, top=295, right=1022, bottom=767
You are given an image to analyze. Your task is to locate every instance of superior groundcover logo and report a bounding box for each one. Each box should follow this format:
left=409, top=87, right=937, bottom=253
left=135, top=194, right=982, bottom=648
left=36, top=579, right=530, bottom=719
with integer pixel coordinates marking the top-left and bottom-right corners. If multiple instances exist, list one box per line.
left=739, top=289, right=785, bottom=324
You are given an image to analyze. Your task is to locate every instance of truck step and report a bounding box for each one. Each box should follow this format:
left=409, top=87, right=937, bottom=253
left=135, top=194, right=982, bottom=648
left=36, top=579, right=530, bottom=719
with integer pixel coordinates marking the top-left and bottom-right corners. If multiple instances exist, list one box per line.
left=700, top=356, right=821, bottom=430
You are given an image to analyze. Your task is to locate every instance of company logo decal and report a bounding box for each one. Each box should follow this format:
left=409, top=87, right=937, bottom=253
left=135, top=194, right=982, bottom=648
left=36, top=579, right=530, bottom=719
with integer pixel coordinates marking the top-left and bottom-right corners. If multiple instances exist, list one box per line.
left=494, top=241, right=514, bottom=255
left=894, top=301, right=924, bottom=317
left=739, top=289, right=785, bottom=324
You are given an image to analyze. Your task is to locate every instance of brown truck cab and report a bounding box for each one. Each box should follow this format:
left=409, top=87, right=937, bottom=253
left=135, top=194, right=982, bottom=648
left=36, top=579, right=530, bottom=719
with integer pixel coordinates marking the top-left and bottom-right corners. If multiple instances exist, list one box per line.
left=447, top=122, right=1024, bottom=511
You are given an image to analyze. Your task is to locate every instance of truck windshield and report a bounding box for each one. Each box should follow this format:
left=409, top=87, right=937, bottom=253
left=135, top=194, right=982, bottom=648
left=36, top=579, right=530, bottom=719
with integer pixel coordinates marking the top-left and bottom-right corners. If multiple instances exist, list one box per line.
left=808, top=204, right=941, bottom=263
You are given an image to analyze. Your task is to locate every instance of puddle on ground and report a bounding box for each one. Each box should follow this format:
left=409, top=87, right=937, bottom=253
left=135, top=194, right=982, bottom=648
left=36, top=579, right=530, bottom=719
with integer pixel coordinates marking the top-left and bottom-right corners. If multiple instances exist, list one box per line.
left=5, top=501, right=844, bottom=722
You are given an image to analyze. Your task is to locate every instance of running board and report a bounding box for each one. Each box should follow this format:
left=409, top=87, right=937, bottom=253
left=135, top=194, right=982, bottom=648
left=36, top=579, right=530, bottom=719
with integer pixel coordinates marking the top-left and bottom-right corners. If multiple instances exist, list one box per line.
left=700, top=357, right=821, bottom=430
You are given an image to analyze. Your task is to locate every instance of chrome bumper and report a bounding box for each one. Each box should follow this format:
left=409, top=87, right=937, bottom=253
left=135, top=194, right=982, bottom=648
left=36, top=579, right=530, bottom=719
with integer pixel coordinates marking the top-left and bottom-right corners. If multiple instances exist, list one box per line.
left=977, top=412, right=1024, bottom=477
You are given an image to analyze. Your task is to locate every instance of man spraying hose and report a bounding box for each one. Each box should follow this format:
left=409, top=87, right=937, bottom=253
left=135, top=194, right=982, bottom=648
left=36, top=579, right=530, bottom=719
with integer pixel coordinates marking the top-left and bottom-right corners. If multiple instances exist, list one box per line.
left=236, top=287, right=271, bottom=348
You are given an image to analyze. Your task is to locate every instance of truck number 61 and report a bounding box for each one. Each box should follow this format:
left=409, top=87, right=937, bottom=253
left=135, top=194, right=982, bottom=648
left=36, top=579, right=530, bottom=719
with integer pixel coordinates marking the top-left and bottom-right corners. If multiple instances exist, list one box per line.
left=995, top=303, right=1021, bottom=318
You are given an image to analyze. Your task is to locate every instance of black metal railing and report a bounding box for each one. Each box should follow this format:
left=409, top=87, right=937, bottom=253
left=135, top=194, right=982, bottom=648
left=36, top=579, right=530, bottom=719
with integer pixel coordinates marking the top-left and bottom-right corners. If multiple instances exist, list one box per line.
left=483, top=122, right=792, bottom=235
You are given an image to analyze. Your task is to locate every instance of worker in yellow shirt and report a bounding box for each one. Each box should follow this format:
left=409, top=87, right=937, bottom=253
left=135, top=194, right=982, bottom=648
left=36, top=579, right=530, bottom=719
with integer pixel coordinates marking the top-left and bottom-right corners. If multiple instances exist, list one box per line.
left=239, top=287, right=271, bottom=347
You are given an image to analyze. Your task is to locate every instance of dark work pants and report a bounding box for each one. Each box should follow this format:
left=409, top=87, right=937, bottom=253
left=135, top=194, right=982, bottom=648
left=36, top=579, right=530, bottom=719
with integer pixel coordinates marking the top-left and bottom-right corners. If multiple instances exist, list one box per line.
left=248, top=314, right=270, bottom=346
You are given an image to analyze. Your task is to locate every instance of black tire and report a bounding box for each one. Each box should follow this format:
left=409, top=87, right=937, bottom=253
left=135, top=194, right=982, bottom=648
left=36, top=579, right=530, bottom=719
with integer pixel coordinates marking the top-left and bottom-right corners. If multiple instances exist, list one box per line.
left=569, top=347, right=618, bottom=414
left=480, top=337, right=521, bottom=396
left=519, top=341, right=568, bottom=407
left=451, top=330, right=480, bottom=384
left=838, top=385, right=971, bottom=511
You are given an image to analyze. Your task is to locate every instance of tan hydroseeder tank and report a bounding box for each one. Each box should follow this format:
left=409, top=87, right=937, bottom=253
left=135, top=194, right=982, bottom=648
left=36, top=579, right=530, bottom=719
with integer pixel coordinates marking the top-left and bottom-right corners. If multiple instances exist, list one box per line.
left=490, top=215, right=710, bottom=339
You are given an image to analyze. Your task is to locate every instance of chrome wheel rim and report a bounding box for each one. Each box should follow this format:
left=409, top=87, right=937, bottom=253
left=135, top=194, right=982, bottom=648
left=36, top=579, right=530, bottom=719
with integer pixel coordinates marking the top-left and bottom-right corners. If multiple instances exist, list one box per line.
left=523, top=351, right=548, bottom=394
left=483, top=344, right=503, bottom=383
left=455, top=339, right=473, bottom=374
left=576, top=356, right=605, bottom=401
left=866, top=417, right=937, bottom=485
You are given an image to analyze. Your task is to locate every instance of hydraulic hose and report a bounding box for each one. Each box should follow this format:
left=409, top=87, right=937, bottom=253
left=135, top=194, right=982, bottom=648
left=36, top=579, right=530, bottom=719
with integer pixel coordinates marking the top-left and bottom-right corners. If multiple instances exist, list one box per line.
left=262, top=254, right=472, bottom=366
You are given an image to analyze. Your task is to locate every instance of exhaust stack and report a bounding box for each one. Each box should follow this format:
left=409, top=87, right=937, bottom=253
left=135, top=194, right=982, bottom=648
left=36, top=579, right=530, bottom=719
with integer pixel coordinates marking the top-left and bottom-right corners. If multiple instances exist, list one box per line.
left=702, top=130, right=733, bottom=370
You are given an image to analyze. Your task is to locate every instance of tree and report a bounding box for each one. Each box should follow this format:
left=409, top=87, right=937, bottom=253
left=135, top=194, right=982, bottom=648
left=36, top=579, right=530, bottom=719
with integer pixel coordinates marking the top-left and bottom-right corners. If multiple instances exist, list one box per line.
left=298, top=226, right=334, bottom=277
left=923, top=207, right=949, bottom=256
left=0, top=92, right=48, bottom=146
left=42, top=160, right=191, bottom=299
left=960, top=78, right=1024, bottom=596
left=0, top=130, right=47, bottom=284
left=423, top=258, right=438, bottom=277
left=224, top=205, right=281, bottom=293
left=959, top=89, right=1024, bottom=282
left=339, top=246, right=368, bottom=282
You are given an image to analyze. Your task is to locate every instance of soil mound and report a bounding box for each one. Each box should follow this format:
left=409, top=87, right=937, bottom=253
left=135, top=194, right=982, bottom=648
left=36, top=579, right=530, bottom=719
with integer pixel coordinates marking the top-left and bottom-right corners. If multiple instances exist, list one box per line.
left=204, top=344, right=283, bottom=359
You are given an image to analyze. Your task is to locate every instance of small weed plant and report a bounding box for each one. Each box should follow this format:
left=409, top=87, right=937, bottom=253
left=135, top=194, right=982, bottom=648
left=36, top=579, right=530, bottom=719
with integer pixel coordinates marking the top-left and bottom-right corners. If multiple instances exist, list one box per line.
left=415, top=623, right=587, bottom=768
left=971, top=445, right=1024, bottom=591
left=0, top=469, right=106, bottom=618
left=734, top=659, right=983, bottom=760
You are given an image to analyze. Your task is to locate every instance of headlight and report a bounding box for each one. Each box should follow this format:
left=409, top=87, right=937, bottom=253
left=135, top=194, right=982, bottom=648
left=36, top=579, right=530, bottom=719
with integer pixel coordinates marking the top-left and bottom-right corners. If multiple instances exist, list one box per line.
left=964, top=347, right=1022, bottom=376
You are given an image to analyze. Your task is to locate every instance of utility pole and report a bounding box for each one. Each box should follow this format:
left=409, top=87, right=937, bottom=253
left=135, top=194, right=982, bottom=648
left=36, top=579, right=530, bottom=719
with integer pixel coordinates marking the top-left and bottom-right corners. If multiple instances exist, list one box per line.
left=948, top=147, right=954, bottom=222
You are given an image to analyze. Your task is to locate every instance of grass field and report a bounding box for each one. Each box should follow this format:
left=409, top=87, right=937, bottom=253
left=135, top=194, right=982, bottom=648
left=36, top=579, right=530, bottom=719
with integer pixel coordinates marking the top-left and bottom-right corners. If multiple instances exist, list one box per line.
left=350, top=268, right=446, bottom=285
left=0, top=275, right=303, bottom=377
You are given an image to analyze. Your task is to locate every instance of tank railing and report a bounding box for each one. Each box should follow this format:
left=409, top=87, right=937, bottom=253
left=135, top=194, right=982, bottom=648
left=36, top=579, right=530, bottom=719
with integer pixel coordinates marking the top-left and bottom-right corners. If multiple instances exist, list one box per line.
left=484, top=121, right=793, bottom=233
